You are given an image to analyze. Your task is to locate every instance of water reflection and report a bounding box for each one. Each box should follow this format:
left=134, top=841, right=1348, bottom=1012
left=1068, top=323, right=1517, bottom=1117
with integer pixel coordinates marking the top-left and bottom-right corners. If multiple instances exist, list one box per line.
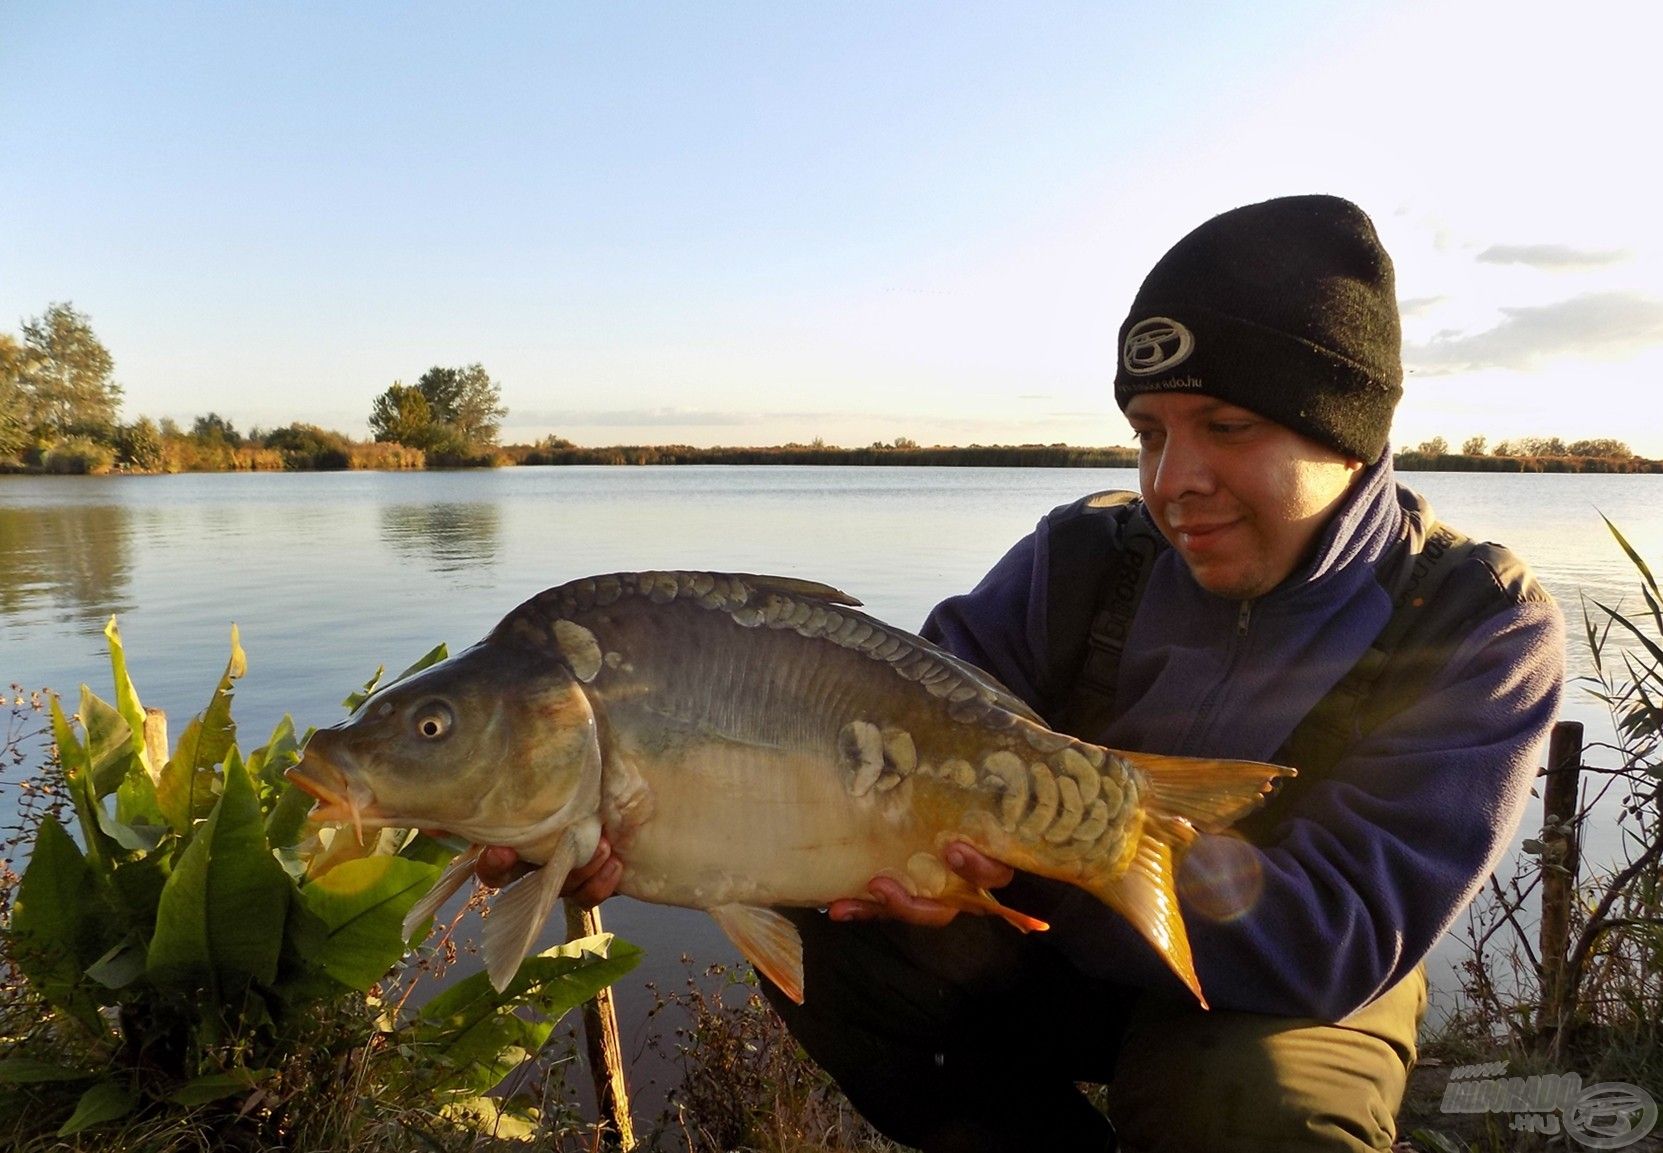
left=0, top=502, right=135, bottom=622
left=378, top=502, right=501, bottom=577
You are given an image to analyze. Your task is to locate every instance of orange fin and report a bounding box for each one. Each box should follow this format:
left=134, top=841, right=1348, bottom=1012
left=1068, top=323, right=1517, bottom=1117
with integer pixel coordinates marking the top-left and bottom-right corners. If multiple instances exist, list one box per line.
left=939, top=884, right=1049, bottom=933
left=401, top=843, right=483, bottom=941
left=710, top=903, right=806, bottom=1004
left=1094, top=814, right=1208, bottom=1008
left=1115, top=749, right=1294, bottom=833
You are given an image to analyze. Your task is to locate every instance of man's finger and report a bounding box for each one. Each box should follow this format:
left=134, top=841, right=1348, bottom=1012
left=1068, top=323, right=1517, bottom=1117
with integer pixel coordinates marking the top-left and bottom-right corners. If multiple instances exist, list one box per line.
left=944, top=842, right=1014, bottom=889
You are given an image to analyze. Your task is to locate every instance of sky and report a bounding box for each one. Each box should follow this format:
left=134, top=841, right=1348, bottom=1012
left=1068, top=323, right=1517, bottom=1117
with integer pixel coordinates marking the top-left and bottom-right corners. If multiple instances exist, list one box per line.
left=4, top=1, right=1662, bottom=456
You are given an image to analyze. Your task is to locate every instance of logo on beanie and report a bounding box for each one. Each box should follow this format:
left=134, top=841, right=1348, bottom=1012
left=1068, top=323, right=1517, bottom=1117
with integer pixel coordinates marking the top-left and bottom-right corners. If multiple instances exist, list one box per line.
left=1123, top=317, right=1195, bottom=376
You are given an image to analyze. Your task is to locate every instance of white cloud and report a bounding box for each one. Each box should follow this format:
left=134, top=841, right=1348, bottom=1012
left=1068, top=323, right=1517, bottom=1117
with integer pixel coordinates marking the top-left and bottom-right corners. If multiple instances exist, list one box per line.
left=1476, top=245, right=1629, bottom=271
left=1405, top=292, right=1663, bottom=375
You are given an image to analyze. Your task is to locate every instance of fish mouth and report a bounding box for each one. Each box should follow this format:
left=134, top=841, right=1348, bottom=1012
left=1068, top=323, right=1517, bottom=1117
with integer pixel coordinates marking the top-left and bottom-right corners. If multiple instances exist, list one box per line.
left=286, top=749, right=385, bottom=845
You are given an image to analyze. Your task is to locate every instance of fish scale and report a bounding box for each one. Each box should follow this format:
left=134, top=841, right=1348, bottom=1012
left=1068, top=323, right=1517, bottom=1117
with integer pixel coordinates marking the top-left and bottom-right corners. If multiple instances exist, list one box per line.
left=289, top=570, right=1294, bottom=1006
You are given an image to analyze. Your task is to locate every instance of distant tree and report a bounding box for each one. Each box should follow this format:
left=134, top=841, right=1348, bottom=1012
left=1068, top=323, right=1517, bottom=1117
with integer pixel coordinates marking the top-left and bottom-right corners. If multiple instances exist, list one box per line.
left=891, top=436, right=918, bottom=450
left=1567, top=438, right=1632, bottom=458
left=415, top=363, right=507, bottom=449
left=19, top=302, right=121, bottom=439
left=0, top=333, right=32, bottom=459
left=1492, top=439, right=1516, bottom=457
left=191, top=412, right=243, bottom=446
left=1461, top=435, right=1487, bottom=456
left=158, top=416, right=182, bottom=438
left=1415, top=436, right=1449, bottom=456
left=264, top=422, right=352, bottom=469
left=115, top=417, right=164, bottom=471
left=369, top=381, right=434, bottom=446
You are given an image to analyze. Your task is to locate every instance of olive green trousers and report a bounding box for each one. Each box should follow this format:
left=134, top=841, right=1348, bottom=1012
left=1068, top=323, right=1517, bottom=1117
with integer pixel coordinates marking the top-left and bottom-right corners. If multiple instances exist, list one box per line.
left=762, top=911, right=1426, bottom=1153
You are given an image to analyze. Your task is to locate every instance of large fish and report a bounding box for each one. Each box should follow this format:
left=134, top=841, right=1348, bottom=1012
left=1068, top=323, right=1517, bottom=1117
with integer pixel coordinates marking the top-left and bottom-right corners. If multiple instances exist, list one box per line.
left=289, top=571, right=1292, bottom=1006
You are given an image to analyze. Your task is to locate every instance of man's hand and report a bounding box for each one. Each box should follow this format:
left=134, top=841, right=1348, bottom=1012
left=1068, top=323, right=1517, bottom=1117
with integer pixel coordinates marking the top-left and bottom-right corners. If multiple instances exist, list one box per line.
left=825, top=842, right=1014, bottom=927
left=471, top=837, right=624, bottom=908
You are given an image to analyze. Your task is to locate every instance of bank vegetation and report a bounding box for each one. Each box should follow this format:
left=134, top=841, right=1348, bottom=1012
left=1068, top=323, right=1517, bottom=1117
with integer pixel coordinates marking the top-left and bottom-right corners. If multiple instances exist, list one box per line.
left=4, top=303, right=1660, bottom=477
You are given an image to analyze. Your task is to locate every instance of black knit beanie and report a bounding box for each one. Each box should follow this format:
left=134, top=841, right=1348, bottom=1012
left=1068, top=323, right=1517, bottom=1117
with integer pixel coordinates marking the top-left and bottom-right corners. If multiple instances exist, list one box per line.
left=1113, top=194, right=1403, bottom=463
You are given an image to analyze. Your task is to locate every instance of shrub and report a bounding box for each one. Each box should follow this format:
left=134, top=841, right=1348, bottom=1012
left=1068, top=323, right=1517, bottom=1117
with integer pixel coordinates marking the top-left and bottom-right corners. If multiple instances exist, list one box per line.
left=41, top=437, right=117, bottom=475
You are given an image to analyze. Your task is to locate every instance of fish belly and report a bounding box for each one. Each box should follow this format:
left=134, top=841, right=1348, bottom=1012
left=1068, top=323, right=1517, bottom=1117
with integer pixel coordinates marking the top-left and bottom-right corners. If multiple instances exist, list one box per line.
left=610, top=741, right=943, bottom=912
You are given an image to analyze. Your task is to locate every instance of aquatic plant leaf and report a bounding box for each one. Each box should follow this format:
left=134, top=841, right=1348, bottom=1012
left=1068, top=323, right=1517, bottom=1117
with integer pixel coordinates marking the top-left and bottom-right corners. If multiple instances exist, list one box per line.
left=79, top=687, right=135, bottom=799
left=407, top=933, right=641, bottom=1097
left=342, top=644, right=449, bottom=712
left=102, top=617, right=150, bottom=772
left=247, top=715, right=301, bottom=792
left=11, top=815, right=119, bottom=1035
left=0, top=1058, right=98, bottom=1084
left=169, top=1067, right=269, bottom=1106
left=1602, top=513, right=1659, bottom=600
left=50, top=693, right=116, bottom=871
left=85, top=938, right=148, bottom=989
left=169, top=624, right=246, bottom=776
left=57, top=1079, right=137, bottom=1136
left=147, top=752, right=291, bottom=988
left=1591, top=598, right=1663, bottom=671
left=298, top=855, right=442, bottom=990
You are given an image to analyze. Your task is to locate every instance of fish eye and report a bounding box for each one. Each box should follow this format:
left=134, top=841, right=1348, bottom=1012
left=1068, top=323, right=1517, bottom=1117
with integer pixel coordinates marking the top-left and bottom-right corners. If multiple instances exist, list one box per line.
left=413, top=701, right=455, bottom=741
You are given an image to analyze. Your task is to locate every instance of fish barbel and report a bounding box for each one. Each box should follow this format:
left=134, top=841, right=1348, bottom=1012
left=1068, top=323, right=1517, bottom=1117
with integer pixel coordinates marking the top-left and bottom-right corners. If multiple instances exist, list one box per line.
left=289, top=571, right=1293, bottom=1005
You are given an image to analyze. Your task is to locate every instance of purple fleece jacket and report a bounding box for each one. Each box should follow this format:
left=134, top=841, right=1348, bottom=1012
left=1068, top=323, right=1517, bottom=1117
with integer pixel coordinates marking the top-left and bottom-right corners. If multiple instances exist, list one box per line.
left=921, top=455, right=1565, bottom=1020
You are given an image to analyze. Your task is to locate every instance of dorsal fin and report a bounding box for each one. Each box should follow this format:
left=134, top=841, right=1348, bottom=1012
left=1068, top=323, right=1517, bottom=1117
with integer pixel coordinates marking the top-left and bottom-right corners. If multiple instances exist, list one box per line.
left=727, top=573, right=862, bottom=606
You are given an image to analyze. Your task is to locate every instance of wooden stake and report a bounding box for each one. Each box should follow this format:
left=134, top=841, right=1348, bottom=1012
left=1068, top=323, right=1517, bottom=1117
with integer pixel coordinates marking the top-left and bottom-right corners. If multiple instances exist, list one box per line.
left=565, top=900, right=635, bottom=1150
left=142, top=707, right=169, bottom=779
left=1536, top=720, right=1583, bottom=1037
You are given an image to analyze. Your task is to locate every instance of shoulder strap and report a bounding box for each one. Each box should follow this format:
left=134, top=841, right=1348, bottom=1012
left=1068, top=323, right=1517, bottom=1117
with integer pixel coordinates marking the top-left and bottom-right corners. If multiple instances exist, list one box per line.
left=1042, top=490, right=1162, bottom=734
left=1242, top=515, right=1548, bottom=835
left=1272, top=520, right=1476, bottom=776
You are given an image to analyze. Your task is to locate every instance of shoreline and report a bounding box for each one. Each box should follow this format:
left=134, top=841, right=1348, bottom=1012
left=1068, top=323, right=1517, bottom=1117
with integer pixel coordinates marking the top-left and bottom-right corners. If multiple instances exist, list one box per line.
left=4, top=447, right=1661, bottom=476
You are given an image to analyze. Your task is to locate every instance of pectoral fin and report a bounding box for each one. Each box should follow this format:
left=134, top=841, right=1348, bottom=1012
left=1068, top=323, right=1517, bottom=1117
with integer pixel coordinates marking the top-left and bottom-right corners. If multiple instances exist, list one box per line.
left=483, top=840, right=578, bottom=992
left=401, top=843, right=484, bottom=941
left=709, top=904, right=806, bottom=1004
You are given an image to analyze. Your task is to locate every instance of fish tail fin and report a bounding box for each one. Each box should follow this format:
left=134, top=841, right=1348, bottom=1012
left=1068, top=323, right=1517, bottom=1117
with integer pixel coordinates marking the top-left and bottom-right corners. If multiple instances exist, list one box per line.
left=1090, top=812, right=1206, bottom=1008
left=1085, top=752, right=1292, bottom=1008
left=483, top=841, right=578, bottom=992
left=1116, top=749, right=1294, bottom=833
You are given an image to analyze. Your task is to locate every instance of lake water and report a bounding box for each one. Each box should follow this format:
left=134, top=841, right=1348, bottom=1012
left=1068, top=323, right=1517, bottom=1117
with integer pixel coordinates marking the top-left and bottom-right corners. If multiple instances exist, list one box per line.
left=4, top=465, right=1661, bottom=1088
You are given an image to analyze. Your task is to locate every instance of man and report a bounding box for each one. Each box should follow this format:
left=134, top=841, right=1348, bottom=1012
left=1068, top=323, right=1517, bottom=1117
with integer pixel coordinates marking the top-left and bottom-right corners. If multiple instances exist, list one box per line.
left=502, top=195, right=1565, bottom=1151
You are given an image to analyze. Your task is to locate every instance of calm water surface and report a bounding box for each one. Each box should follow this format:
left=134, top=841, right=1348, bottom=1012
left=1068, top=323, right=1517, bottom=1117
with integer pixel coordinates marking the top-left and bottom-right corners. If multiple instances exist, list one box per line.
left=4, top=466, right=1661, bottom=1058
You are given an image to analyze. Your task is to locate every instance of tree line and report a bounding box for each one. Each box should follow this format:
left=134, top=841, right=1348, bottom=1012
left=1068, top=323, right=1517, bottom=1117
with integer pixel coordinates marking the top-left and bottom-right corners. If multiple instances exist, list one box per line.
left=1, top=303, right=507, bottom=473
left=3, top=302, right=1658, bottom=474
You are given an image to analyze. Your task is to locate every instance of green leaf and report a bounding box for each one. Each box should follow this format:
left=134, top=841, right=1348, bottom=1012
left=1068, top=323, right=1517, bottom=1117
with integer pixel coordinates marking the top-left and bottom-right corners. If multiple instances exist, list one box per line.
left=147, top=753, right=292, bottom=988
left=169, top=1067, right=269, bottom=1106
left=0, top=1058, right=99, bottom=1084
left=50, top=693, right=113, bottom=871
left=264, top=781, right=316, bottom=850
left=170, top=624, right=247, bottom=777
left=299, top=856, right=442, bottom=990
left=1591, top=597, right=1663, bottom=672
left=1602, top=513, right=1659, bottom=601
left=58, top=1078, right=137, bottom=1136
left=80, top=687, right=136, bottom=799
left=408, top=933, right=641, bottom=1096
left=11, top=815, right=119, bottom=1034
left=103, top=616, right=151, bottom=772
left=85, top=938, right=148, bottom=989
left=343, top=644, right=448, bottom=712
left=342, top=665, right=386, bottom=712
left=247, top=715, right=302, bottom=797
